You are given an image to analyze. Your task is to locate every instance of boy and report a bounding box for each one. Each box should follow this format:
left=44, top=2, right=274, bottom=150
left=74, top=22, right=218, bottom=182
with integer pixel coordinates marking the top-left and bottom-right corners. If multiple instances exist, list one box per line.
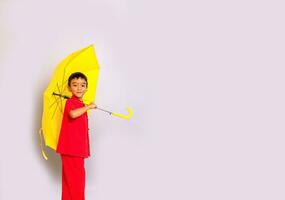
left=56, top=72, right=97, bottom=200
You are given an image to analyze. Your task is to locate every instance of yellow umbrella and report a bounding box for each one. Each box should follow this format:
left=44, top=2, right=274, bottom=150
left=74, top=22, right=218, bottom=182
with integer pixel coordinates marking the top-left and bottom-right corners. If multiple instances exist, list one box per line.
left=39, top=44, right=133, bottom=160
left=39, top=44, right=100, bottom=160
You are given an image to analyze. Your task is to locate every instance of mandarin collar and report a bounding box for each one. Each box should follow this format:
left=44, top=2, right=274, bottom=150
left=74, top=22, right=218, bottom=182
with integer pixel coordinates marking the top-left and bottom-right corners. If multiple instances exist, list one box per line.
left=71, top=95, right=83, bottom=103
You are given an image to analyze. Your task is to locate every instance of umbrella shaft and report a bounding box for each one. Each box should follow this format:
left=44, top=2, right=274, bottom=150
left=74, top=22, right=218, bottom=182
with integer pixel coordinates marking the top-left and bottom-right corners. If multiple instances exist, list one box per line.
left=96, top=107, right=112, bottom=115
left=52, top=92, right=111, bottom=115
left=52, top=92, right=69, bottom=99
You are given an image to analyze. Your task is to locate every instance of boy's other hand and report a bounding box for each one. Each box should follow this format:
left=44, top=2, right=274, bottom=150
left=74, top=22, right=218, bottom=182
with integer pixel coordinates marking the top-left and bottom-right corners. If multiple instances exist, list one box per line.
left=87, top=103, right=97, bottom=109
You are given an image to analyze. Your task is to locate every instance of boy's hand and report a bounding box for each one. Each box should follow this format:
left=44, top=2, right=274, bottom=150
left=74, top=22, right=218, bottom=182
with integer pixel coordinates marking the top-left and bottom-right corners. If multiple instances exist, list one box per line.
left=87, top=103, right=97, bottom=109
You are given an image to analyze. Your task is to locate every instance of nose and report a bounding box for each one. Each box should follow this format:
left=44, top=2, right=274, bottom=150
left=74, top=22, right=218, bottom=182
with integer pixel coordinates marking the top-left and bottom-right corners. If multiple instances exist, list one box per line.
left=77, top=85, right=83, bottom=91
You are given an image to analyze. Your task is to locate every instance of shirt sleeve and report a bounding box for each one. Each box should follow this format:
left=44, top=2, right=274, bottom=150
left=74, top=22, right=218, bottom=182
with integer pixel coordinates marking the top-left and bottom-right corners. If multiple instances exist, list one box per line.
left=64, top=99, right=76, bottom=118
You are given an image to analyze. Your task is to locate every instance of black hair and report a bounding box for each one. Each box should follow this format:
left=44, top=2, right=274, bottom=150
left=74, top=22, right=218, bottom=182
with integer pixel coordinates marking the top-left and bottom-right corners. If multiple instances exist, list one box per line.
left=68, top=72, right=88, bottom=87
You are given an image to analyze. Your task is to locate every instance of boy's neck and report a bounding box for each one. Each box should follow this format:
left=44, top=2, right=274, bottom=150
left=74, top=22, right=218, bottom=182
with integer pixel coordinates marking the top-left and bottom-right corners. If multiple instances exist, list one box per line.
left=72, top=94, right=83, bottom=101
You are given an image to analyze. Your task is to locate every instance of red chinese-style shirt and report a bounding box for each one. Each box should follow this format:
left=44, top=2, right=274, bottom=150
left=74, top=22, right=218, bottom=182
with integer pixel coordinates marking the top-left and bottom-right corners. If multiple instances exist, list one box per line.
left=56, top=95, right=90, bottom=158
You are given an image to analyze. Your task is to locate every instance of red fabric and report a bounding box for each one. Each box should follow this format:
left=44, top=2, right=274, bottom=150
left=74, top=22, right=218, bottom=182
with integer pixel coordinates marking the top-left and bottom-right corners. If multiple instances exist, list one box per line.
left=61, top=154, right=86, bottom=200
left=56, top=95, right=90, bottom=158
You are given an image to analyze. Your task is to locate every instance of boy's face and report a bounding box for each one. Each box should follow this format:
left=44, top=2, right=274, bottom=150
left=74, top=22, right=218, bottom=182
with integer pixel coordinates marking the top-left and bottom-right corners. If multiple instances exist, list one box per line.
left=68, top=77, right=87, bottom=99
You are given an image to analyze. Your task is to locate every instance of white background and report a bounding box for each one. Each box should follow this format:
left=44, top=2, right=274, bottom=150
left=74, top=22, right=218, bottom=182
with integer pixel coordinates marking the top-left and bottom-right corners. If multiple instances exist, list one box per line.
left=0, top=0, right=284, bottom=199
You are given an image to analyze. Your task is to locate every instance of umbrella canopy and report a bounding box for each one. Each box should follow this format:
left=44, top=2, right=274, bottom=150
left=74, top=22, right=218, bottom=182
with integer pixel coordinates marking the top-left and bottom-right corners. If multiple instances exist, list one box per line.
left=40, top=45, right=100, bottom=160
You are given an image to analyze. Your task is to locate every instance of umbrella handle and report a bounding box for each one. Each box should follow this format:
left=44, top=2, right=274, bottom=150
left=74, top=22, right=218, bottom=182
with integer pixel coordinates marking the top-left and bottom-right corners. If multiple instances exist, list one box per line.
left=112, top=107, right=133, bottom=120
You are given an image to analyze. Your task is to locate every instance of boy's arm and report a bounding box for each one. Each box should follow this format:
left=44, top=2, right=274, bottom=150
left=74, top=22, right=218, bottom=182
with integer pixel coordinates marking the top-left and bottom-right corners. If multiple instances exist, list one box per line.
left=69, top=103, right=96, bottom=119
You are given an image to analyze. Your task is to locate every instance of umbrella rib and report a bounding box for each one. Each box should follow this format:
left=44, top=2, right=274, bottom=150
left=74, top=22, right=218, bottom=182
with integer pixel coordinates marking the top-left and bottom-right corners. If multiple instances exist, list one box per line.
left=51, top=94, right=60, bottom=119
left=53, top=79, right=68, bottom=92
left=57, top=83, right=63, bottom=113
left=49, top=95, right=65, bottom=120
left=61, top=79, right=68, bottom=94
left=49, top=81, right=65, bottom=109
left=49, top=86, right=63, bottom=109
left=61, top=65, right=67, bottom=102
left=49, top=95, right=61, bottom=109
left=49, top=78, right=68, bottom=110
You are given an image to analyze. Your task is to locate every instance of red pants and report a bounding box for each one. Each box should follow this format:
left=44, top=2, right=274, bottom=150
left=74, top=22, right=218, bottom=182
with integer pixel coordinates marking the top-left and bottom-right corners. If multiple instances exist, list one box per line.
left=61, top=154, right=86, bottom=200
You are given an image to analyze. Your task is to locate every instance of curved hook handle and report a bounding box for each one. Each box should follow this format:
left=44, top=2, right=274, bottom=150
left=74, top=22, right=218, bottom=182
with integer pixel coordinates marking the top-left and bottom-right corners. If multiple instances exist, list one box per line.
left=112, top=106, right=133, bottom=120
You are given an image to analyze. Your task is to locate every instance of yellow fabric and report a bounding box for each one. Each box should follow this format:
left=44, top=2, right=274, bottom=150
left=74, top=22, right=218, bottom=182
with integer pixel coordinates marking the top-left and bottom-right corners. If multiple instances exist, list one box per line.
left=40, top=45, right=100, bottom=160
left=112, top=106, right=133, bottom=120
left=39, top=128, right=48, bottom=160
